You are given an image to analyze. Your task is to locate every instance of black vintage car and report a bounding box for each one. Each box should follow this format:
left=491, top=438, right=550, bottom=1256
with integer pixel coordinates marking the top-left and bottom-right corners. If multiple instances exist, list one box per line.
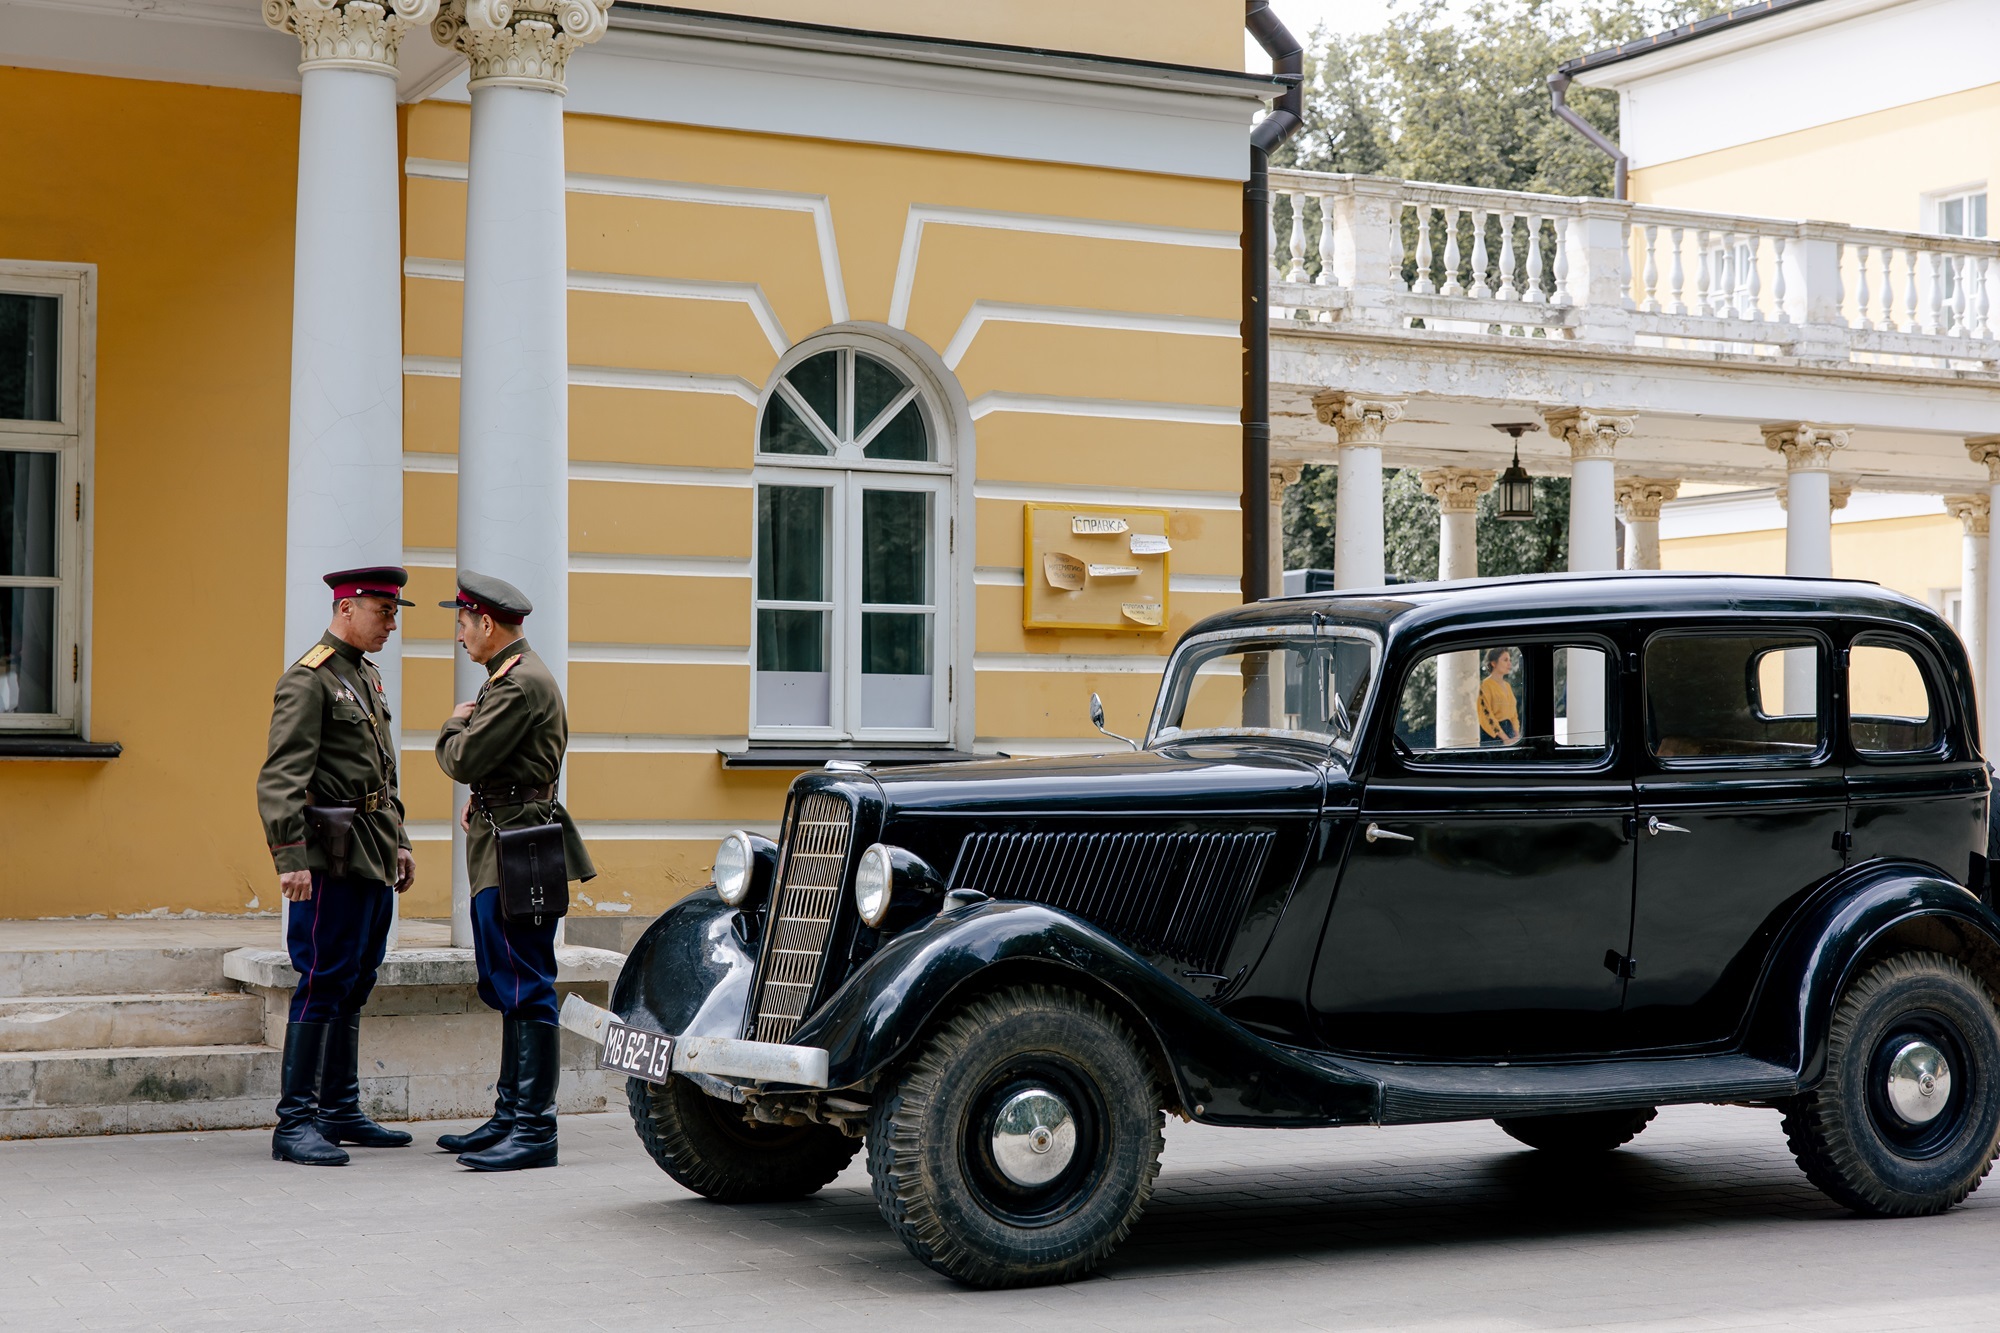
left=598, top=572, right=2000, bottom=1288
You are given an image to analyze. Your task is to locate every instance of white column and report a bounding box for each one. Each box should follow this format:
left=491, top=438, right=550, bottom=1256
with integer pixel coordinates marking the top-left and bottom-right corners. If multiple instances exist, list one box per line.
left=1420, top=468, right=1494, bottom=747
left=1312, top=392, right=1406, bottom=590
left=1945, top=493, right=1990, bottom=709
left=1269, top=462, right=1303, bottom=597
left=1968, top=436, right=2000, bottom=754
left=1763, top=424, right=1850, bottom=578
left=435, top=0, right=609, bottom=945
left=1544, top=408, right=1633, bottom=573
left=1615, top=477, right=1680, bottom=570
left=268, top=0, right=438, bottom=945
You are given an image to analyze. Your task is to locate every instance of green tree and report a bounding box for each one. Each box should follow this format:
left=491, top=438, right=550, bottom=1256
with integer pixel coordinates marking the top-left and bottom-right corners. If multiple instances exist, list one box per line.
left=1283, top=465, right=1570, bottom=582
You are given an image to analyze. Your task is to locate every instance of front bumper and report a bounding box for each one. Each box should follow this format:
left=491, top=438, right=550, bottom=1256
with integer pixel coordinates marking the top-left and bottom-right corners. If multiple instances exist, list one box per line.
left=560, top=992, right=830, bottom=1088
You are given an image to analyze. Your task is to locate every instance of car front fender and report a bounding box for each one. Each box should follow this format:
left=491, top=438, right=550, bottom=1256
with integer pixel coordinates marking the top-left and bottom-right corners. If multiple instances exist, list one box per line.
left=610, top=887, right=756, bottom=1046
left=1744, top=860, right=2000, bottom=1085
left=789, top=899, right=1381, bottom=1127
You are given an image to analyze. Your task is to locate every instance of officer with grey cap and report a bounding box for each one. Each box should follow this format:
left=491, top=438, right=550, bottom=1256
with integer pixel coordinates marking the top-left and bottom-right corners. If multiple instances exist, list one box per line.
left=433, top=570, right=595, bottom=1171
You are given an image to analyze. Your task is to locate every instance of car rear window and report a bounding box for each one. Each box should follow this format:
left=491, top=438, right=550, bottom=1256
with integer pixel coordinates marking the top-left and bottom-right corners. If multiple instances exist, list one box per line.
left=1645, top=632, right=1825, bottom=764
left=1394, top=641, right=1612, bottom=764
left=1848, top=636, right=1939, bottom=756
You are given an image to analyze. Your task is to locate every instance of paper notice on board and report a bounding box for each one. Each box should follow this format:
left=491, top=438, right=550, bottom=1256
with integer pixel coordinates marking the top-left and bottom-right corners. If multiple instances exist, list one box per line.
left=1129, top=533, right=1172, bottom=556
left=1072, top=515, right=1129, bottom=535
left=1042, top=551, right=1086, bottom=591
left=1121, top=602, right=1164, bottom=626
left=1087, top=563, right=1141, bottom=578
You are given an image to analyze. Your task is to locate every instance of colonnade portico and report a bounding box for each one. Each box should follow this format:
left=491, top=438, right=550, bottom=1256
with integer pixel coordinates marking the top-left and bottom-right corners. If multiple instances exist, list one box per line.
left=267, top=0, right=609, bottom=944
left=1615, top=478, right=1680, bottom=571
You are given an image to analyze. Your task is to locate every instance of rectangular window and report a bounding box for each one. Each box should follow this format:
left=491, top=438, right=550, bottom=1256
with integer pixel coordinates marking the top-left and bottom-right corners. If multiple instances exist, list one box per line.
left=1849, top=637, right=1940, bottom=757
left=1936, top=190, right=1989, bottom=239
left=752, top=469, right=949, bottom=741
left=1394, top=641, right=1612, bottom=764
left=0, top=266, right=86, bottom=733
left=1646, top=632, right=1825, bottom=765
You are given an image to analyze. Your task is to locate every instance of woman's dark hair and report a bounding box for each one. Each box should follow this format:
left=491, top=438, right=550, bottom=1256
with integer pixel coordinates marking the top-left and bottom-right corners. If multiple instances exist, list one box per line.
left=1484, top=646, right=1513, bottom=672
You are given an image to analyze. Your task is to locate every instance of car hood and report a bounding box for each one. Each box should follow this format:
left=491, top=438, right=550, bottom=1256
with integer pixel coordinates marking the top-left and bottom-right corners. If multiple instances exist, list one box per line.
left=866, top=743, right=1330, bottom=818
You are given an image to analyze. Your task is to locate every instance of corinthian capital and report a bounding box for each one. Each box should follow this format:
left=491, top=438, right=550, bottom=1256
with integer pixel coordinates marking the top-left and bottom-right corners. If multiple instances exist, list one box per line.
left=1762, top=422, right=1850, bottom=472
left=1419, top=467, right=1495, bottom=516
left=1614, top=477, right=1680, bottom=523
left=1312, top=391, right=1405, bottom=446
left=1544, top=407, right=1635, bottom=463
left=1968, top=435, right=2000, bottom=481
left=433, top=0, right=611, bottom=93
left=1946, top=494, right=1991, bottom=537
left=265, top=0, right=441, bottom=74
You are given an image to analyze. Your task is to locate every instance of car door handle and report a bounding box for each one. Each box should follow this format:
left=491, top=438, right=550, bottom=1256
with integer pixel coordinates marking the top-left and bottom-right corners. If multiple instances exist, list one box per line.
left=1647, top=816, right=1691, bottom=836
left=1365, top=823, right=1415, bottom=844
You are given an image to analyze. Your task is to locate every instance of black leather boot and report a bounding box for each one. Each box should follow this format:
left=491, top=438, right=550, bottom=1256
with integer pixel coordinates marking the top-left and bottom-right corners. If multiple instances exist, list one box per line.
left=272, top=1022, right=348, bottom=1166
left=438, top=1021, right=518, bottom=1153
left=458, top=1020, right=560, bottom=1172
left=317, top=1013, right=412, bottom=1148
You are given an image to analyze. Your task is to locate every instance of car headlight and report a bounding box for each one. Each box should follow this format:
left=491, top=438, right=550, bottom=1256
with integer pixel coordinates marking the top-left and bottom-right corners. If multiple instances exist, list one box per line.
left=855, top=843, right=893, bottom=927
left=713, top=830, right=777, bottom=908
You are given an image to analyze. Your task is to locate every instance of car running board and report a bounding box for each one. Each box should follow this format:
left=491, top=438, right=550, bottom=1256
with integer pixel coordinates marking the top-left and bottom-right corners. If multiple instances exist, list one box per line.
left=1300, top=1051, right=1801, bottom=1125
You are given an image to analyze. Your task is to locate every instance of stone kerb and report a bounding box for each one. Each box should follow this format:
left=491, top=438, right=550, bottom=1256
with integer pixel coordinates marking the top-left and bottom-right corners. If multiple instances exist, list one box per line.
left=224, top=944, right=625, bottom=1122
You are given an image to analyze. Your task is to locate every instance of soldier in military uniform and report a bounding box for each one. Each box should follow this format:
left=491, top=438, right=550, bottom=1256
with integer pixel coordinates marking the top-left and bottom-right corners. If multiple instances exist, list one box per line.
left=433, top=571, right=594, bottom=1172
left=256, top=567, right=419, bottom=1166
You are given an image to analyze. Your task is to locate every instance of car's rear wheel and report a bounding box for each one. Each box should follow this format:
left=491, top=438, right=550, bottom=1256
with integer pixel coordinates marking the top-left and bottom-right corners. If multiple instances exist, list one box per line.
left=627, top=1074, right=859, bottom=1203
left=866, top=985, right=1164, bottom=1288
left=1782, top=951, right=2000, bottom=1216
left=1495, top=1106, right=1657, bottom=1153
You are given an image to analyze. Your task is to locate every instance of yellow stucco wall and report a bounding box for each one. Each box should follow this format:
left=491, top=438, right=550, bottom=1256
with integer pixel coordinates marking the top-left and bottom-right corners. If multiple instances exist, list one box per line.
left=705, top=1, right=1244, bottom=70
left=1660, top=513, right=1966, bottom=612
left=0, top=67, right=299, bottom=918
left=1629, top=82, right=2000, bottom=231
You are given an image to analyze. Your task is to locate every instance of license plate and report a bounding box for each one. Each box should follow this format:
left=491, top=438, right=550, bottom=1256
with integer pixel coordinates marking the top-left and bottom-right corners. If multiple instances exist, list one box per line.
left=598, top=1018, right=675, bottom=1084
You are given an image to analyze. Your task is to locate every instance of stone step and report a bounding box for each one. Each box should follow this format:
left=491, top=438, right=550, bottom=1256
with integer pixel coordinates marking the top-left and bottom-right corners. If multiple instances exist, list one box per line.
left=0, top=992, right=267, bottom=1053
left=0, top=1043, right=282, bottom=1138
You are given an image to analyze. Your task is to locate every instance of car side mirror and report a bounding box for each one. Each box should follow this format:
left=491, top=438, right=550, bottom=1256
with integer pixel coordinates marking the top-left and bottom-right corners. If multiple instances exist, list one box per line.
left=1088, top=692, right=1140, bottom=751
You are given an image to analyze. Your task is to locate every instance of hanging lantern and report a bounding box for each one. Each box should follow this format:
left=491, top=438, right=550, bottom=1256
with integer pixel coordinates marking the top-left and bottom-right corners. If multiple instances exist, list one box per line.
left=1492, top=422, right=1540, bottom=521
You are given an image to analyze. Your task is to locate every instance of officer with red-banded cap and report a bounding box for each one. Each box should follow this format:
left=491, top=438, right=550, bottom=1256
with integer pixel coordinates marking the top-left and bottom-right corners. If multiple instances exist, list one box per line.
left=255, top=566, right=418, bottom=1166
left=434, top=570, right=594, bottom=1171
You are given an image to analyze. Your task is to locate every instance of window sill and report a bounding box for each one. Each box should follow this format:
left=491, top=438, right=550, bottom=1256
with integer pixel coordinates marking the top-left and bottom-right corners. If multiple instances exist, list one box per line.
left=720, top=745, right=992, bottom=770
left=0, top=737, right=122, bottom=760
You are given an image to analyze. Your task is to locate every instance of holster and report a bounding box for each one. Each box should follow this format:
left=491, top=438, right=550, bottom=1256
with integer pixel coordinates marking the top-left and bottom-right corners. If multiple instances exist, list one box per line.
left=496, top=821, right=569, bottom=925
left=303, top=805, right=359, bottom=880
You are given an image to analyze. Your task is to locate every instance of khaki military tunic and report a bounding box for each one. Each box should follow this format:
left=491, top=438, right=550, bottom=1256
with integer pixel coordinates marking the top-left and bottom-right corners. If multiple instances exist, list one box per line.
left=435, top=638, right=594, bottom=891
left=257, top=632, right=411, bottom=883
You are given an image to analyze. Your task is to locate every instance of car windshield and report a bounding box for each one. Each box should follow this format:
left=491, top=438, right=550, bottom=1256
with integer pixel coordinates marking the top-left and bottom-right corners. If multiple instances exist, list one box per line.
left=1151, top=629, right=1378, bottom=751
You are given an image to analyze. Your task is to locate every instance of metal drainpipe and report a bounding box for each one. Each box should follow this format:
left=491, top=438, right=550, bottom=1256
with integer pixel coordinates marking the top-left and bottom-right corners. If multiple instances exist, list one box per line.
left=1548, top=69, right=1627, bottom=200
left=1244, top=0, right=1304, bottom=606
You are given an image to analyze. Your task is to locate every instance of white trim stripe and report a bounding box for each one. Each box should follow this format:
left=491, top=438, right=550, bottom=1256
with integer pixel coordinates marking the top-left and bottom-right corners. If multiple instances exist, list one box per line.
left=888, top=204, right=1236, bottom=329
left=404, top=158, right=848, bottom=323
left=975, top=653, right=1171, bottom=674
left=400, top=640, right=749, bottom=665
left=402, top=354, right=757, bottom=402
left=400, top=730, right=746, bottom=753
left=406, top=819, right=778, bottom=842
left=973, top=479, right=1240, bottom=512
left=941, top=301, right=1238, bottom=370
left=969, top=391, right=1239, bottom=427
left=401, top=547, right=748, bottom=578
left=402, top=452, right=751, bottom=489
left=405, top=256, right=790, bottom=356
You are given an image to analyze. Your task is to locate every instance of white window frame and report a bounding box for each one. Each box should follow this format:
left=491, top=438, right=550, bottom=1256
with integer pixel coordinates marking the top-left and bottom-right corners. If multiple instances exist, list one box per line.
left=1926, top=184, right=1989, bottom=238
left=0, top=261, right=93, bottom=735
left=751, top=334, right=956, bottom=744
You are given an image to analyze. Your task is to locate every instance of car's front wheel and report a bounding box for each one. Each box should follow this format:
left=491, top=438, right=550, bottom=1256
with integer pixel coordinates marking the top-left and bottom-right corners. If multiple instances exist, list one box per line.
left=627, top=1074, right=860, bottom=1203
left=866, top=985, right=1164, bottom=1288
left=1495, top=1106, right=1657, bottom=1153
left=1782, top=951, right=2000, bottom=1216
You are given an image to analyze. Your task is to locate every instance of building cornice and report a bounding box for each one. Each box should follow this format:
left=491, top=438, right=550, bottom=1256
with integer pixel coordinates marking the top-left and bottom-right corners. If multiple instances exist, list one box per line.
left=1567, top=0, right=1905, bottom=89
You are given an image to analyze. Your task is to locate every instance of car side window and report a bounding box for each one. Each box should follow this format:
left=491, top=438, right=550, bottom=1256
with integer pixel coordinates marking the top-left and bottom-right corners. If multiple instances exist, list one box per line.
left=1394, top=641, right=1611, bottom=764
left=1848, top=635, right=1940, bottom=757
left=1646, top=632, right=1825, bottom=765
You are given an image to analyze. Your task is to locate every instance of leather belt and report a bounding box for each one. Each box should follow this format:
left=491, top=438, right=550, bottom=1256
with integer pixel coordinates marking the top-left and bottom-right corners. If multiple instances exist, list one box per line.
left=307, top=784, right=394, bottom=814
left=471, top=782, right=556, bottom=811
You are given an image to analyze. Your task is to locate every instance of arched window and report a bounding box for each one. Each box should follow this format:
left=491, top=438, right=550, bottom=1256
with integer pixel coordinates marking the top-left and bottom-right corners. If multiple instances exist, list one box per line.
left=753, top=337, right=952, bottom=742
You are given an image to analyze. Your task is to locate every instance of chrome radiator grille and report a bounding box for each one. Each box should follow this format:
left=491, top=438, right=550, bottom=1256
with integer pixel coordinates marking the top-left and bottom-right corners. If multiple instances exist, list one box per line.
left=947, top=830, right=1277, bottom=975
left=747, top=792, right=854, bottom=1044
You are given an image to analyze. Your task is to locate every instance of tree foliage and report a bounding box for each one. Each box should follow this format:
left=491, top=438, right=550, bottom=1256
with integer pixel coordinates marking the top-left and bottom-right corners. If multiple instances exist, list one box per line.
left=1283, top=465, right=1571, bottom=582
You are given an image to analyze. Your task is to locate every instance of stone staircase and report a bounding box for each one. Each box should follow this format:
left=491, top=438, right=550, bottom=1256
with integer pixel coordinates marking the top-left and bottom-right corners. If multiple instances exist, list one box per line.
left=0, top=917, right=628, bottom=1139
left=0, top=919, right=283, bottom=1138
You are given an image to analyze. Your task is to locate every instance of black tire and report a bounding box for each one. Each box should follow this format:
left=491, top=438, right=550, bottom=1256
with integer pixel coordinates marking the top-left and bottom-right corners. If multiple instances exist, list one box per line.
left=1782, top=952, right=2000, bottom=1217
left=627, top=1075, right=860, bottom=1203
left=866, top=985, right=1164, bottom=1289
left=1495, top=1106, right=1658, bottom=1154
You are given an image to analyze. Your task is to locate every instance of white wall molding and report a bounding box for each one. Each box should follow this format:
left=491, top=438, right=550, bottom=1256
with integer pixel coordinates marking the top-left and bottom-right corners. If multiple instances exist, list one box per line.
left=406, top=818, right=775, bottom=842
left=401, top=547, right=749, bottom=578
left=975, top=653, right=1171, bottom=674
left=401, top=639, right=749, bottom=665
left=968, top=391, right=1240, bottom=428
left=889, top=206, right=1237, bottom=329
left=942, top=301, right=1237, bottom=370
left=403, top=451, right=751, bottom=489
left=401, top=352, right=757, bottom=402
left=973, top=478, right=1241, bottom=512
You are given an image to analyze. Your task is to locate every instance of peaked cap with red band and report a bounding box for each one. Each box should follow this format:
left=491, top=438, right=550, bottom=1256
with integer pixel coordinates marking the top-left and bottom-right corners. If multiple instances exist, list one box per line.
left=440, top=569, right=532, bottom=625
left=324, top=565, right=415, bottom=607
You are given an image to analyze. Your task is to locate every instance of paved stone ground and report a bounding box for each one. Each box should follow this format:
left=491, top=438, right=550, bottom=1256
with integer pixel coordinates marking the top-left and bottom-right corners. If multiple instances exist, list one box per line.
left=5, top=1102, right=1999, bottom=1331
